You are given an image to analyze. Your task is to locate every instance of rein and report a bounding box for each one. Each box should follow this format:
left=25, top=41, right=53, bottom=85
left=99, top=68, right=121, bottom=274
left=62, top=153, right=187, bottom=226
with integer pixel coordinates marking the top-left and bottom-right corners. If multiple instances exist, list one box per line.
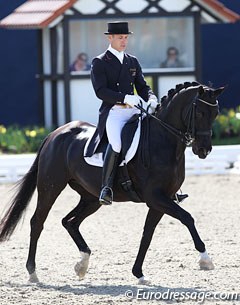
left=136, top=97, right=218, bottom=146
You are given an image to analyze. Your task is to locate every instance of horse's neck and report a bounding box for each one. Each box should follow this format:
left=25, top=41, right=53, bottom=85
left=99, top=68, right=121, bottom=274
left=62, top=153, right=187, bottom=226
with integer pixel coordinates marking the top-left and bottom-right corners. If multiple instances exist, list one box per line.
left=160, top=88, right=198, bottom=130
left=154, top=88, right=199, bottom=156
left=149, top=115, right=186, bottom=154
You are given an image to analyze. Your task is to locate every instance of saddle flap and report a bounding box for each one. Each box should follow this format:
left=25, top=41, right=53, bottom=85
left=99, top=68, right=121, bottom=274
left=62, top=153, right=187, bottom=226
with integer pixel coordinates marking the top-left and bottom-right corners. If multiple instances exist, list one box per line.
left=121, top=113, right=140, bottom=158
left=84, top=115, right=141, bottom=167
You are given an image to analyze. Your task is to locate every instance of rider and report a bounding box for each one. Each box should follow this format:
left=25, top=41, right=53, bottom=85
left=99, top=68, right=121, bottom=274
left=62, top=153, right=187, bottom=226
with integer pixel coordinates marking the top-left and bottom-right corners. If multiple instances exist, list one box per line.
left=88, top=21, right=158, bottom=205
left=87, top=21, right=188, bottom=205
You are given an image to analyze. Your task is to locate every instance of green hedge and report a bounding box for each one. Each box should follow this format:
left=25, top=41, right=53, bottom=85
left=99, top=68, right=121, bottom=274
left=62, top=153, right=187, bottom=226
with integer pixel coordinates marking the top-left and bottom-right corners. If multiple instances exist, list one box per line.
left=0, top=107, right=240, bottom=153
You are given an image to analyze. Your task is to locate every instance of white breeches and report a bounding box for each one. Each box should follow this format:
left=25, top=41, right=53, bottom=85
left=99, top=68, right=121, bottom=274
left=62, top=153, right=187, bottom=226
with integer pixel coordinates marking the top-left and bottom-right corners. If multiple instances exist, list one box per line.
left=106, top=106, right=140, bottom=153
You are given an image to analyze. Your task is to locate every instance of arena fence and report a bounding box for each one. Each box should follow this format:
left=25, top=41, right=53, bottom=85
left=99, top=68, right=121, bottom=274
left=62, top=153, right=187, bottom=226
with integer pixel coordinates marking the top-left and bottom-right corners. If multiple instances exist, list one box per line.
left=0, top=145, right=240, bottom=183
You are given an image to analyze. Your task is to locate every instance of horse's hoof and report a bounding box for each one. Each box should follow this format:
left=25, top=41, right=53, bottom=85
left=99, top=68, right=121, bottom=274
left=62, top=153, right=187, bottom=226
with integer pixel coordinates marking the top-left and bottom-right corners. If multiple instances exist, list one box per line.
left=74, top=252, right=90, bottom=280
left=138, top=276, right=151, bottom=285
left=199, top=258, right=215, bottom=270
left=28, top=271, right=39, bottom=283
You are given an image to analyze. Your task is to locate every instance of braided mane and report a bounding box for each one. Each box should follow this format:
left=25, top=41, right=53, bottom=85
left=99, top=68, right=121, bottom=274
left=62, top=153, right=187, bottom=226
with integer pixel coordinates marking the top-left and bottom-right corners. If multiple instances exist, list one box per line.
left=160, top=81, right=200, bottom=106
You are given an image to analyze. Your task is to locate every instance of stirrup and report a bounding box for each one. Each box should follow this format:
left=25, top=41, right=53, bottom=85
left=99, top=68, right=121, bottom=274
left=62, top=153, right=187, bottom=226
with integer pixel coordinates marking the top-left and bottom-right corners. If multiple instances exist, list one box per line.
left=175, top=193, right=188, bottom=204
left=99, top=186, right=113, bottom=205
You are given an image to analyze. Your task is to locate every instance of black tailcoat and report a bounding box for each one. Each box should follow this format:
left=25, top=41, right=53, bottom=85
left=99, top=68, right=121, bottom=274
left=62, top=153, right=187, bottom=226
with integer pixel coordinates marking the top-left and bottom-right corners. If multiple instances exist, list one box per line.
left=85, top=50, right=155, bottom=157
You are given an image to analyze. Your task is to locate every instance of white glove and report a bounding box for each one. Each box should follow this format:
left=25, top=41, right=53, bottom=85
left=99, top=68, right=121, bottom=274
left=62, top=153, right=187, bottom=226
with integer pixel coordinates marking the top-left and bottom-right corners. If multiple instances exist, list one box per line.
left=147, top=95, right=158, bottom=114
left=123, top=95, right=140, bottom=108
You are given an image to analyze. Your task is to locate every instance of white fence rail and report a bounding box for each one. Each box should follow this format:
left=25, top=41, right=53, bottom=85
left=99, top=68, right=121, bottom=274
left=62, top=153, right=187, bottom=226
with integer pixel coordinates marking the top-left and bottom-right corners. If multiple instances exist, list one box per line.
left=0, top=154, right=35, bottom=183
left=185, top=145, right=240, bottom=175
left=0, top=145, right=240, bottom=183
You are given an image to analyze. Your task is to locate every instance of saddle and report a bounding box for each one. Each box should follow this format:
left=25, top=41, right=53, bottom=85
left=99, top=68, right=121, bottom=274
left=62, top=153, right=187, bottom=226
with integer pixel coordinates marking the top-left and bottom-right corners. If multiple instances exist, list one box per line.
left=84, top=114, right=141, bottom=167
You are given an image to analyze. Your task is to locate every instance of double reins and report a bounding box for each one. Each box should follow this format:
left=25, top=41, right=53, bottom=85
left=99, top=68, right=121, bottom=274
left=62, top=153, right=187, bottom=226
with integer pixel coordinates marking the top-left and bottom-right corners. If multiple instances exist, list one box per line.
left=136, top=96, right=218, bottom=146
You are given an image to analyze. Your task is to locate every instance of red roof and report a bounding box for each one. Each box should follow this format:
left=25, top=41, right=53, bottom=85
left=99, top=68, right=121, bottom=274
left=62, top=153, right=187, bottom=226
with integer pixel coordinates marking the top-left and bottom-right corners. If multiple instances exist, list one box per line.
left=0, top=0, right=239, bottom=29
left=200, top=0, right=240, bottom=22
left=0, top=0, right=77, bottom=29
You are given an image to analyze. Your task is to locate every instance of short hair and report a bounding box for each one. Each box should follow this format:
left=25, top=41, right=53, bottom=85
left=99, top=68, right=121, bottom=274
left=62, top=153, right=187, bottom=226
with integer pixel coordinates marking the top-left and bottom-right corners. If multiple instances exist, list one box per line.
left=167, top=47, right=179, bottom=56
left=77, top=53, right=88, bottom=61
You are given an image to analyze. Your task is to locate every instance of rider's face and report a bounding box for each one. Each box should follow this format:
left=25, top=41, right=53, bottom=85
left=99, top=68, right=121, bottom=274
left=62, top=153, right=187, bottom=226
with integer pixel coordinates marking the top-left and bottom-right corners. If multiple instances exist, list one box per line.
left=108, top=34, right=129, bottom=52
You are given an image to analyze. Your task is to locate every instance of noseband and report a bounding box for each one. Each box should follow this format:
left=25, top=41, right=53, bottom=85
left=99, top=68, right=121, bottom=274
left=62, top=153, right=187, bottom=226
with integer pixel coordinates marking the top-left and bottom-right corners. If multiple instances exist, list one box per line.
left=137, top=96, right=218, bottom=146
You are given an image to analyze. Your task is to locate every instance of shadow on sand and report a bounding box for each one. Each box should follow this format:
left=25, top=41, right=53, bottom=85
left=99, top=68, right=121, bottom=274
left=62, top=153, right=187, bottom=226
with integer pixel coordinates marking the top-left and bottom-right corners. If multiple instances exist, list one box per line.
left=2, top=280, right=224, bottom=303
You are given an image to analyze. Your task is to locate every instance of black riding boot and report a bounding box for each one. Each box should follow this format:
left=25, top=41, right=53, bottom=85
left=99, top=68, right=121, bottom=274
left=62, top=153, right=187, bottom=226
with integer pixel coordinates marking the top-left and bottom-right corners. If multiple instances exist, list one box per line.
left=99, top=145, right=119, bottom=205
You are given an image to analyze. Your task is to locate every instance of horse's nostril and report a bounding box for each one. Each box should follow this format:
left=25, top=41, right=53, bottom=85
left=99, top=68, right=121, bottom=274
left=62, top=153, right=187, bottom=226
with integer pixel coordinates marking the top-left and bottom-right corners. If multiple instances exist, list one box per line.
left=197, top=147, right=209, bottom=159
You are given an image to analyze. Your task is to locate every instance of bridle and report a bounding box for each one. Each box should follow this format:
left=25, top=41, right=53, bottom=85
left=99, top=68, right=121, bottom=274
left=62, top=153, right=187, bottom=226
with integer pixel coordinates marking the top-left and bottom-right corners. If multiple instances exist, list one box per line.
left=137, top=96, right=218, bottom=146
left=183, top=97, right=218, bottom=145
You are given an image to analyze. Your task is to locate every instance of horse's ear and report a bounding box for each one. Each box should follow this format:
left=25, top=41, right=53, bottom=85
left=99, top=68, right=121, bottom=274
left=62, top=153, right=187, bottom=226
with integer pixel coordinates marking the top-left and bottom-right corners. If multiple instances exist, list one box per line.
left=198, top=85, right=204, bottom=95
left=213, top=86, right=226, bottom=97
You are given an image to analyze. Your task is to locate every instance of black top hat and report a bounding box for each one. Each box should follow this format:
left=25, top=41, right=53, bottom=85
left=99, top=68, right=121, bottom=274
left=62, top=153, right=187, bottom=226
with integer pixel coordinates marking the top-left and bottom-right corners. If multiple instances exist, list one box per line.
left=104, top=21, right=133, bottom=35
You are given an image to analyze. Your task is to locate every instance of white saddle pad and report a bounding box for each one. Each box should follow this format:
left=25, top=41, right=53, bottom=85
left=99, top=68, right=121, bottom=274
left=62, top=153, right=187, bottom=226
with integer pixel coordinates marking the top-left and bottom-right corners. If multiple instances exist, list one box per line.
left=84, top=118, right=141, bottom=167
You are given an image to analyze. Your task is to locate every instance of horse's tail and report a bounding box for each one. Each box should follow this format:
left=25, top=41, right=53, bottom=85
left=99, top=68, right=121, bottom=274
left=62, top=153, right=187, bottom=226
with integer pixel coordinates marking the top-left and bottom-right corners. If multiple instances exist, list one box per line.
left=0, top=136, right=49, bottom=242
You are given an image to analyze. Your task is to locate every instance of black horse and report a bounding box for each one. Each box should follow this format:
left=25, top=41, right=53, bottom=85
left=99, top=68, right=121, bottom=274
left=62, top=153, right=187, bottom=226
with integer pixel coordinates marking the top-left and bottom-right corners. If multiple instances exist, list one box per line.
left=0, top=82, right=224, bottom=284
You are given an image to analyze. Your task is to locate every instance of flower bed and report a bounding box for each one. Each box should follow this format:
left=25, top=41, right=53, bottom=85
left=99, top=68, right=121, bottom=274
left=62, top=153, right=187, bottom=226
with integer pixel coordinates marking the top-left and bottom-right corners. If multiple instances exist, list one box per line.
left=0, top=125, right=51, bottom=154
left=212, top=106, right=240, bottom=145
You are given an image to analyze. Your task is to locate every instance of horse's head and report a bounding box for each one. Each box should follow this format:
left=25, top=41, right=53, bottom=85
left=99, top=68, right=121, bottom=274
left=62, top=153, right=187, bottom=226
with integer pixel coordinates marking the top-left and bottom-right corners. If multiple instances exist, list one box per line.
left=156, top=82, right=225, bottom=159
left=190, top=85, right=225, bottom=159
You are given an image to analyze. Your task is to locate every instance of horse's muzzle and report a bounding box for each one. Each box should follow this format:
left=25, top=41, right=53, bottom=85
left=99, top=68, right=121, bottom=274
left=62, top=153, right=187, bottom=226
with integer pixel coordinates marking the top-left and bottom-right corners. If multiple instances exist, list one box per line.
left=192, top=145, right=212, bottom=159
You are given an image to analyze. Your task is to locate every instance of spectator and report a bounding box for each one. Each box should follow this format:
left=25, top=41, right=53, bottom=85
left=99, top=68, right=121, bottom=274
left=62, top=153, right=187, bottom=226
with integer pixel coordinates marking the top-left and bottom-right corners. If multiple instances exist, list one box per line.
left=160, top=47, right=184, bottom=68
left=70, top=52, right=90, bottom=72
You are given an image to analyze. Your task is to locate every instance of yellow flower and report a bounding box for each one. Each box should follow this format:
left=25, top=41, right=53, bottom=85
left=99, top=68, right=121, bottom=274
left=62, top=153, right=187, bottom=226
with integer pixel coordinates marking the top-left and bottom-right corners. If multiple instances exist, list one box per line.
left=39, top=127, right=45, bottom=133
left=0, top=125, right=7, bottom=134
left=228, top=109, right=235, bottom=118
left=217, top=115, right=228, bottom=125
left=29, top=130, right=37, bottom=137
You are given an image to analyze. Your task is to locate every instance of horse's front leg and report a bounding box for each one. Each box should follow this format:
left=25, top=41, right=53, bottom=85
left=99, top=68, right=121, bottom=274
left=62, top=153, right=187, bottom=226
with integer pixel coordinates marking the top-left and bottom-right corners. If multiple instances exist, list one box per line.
left=132, top=208, right=164, bottom=284
left=148, top=192, right=214, bottom=271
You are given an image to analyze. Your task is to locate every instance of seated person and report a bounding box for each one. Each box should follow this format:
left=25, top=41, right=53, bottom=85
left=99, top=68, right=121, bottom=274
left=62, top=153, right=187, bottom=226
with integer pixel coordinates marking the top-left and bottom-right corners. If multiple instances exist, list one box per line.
left=160, top=47, right=184, bottom=68
left=70, top=52, right=91, bottom=72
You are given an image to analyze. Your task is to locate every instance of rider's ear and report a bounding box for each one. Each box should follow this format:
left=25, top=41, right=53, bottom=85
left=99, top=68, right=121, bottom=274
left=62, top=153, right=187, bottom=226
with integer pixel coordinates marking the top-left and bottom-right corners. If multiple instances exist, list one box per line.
left=198, top=85, right=204, bottom=95
left=213, top=86, right=226, bottom=97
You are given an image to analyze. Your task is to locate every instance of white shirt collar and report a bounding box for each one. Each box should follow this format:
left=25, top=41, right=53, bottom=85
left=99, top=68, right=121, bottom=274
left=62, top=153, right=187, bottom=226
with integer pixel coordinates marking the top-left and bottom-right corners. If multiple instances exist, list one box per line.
left=108, top=45, right=124, bottom=64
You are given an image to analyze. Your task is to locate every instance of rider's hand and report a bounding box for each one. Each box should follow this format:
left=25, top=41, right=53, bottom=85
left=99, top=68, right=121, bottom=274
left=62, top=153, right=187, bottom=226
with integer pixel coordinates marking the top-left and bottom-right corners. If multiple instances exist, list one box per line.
left=123, top=95, right=140, bottom=108
left=147, top=95, right=158, bottom=114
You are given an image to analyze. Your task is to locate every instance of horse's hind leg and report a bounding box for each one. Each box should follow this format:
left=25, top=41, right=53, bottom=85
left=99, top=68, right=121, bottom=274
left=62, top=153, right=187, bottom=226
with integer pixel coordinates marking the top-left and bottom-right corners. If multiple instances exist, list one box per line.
left=62, top=193, right=101, bottom=280
left=26, top=185, right=66, bottom=283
